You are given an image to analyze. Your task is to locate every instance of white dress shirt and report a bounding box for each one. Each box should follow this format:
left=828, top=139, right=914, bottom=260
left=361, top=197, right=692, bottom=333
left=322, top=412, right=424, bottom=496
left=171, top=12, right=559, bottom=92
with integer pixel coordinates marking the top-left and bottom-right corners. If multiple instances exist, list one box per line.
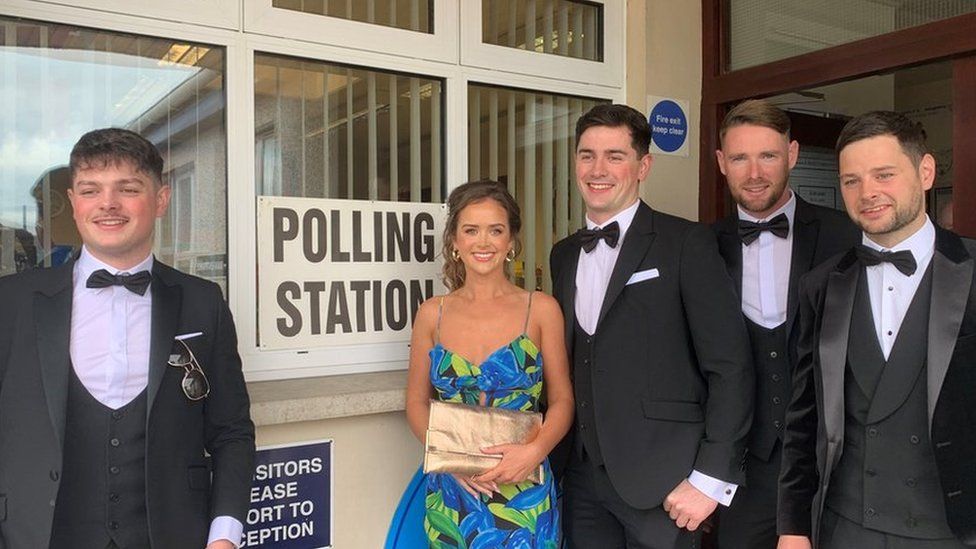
left=575, top=200, right=640, bottom=335
left=862, top=217, right=936, bottom=359
left=574, top=200, right=738, bottom=506
left=71, top=248, right=153, bottom=409
left=70, top=247, right=242, bottom=547
left=738, top=192, right=795, bottom=328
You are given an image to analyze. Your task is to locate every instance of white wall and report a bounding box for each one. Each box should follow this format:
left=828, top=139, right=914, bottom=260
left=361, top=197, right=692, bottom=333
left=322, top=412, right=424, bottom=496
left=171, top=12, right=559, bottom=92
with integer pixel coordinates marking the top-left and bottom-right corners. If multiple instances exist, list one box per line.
left=633, top=0, right=703, bottom=220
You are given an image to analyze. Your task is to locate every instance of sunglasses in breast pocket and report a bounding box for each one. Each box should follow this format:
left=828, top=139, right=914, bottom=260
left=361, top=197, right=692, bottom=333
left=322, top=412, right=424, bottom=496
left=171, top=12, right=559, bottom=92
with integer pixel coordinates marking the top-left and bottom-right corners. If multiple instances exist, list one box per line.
left=168, top=339, right=211, bottom=401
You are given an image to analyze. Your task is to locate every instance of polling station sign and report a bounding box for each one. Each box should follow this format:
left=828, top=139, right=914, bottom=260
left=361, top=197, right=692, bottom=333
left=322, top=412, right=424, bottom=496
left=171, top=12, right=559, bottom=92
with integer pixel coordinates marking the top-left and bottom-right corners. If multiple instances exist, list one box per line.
left=242, top=440, right=333, bottom=548
left=257, top=197, right=447, bottom=350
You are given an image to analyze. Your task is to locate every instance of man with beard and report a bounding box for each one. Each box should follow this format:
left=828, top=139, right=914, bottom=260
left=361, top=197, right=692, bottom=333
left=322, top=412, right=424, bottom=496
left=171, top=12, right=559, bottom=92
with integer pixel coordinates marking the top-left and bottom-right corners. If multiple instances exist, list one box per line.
left=711, top=100, right=857, bottom=548
left=777, top=111, right=976, bottom=548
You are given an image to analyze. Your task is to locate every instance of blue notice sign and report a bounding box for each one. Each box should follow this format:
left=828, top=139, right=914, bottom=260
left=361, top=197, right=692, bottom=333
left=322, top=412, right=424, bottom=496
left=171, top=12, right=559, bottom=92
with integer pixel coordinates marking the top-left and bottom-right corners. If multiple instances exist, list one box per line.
left=649, top=99, right=688, bottom=153
left=242, top=440, right=333, bottom=548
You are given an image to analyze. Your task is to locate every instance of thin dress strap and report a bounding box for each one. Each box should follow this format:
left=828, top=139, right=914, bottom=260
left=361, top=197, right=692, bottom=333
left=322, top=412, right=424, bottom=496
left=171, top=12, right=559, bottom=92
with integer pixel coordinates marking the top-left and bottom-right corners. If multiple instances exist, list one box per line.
left=435, top=296, right=445, bottom=344
left=522, top=291, right=534, bottom=335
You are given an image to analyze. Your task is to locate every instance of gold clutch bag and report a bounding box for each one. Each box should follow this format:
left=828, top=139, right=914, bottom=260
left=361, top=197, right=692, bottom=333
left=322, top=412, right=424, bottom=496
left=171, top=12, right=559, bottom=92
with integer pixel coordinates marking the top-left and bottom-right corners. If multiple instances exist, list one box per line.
left=423, top=399, right=545, bottom=484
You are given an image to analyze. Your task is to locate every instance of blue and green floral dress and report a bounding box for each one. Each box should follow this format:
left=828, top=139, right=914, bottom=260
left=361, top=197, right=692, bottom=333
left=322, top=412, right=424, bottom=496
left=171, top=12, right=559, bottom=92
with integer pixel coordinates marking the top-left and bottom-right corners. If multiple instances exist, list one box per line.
left=425, top=294, right=559, bottom=549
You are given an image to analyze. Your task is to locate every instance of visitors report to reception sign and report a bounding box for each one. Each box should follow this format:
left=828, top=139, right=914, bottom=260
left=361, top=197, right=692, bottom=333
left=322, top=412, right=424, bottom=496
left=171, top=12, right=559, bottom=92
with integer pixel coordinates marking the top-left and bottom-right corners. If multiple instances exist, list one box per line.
left=257, top=197, right=447, bottom=350
left=242, top=440, right=333, bottom=548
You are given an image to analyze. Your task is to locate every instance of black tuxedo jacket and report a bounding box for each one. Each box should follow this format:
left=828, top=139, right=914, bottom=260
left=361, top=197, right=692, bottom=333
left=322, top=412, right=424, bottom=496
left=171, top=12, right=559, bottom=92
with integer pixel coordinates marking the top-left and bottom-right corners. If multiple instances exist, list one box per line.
left=712, top=197, right=858, bottom=460
left=777, top=228, right=976, bottom=546
left=0, top=258, right=255, bottom=549
left=550, top=201, right=754, bottom=509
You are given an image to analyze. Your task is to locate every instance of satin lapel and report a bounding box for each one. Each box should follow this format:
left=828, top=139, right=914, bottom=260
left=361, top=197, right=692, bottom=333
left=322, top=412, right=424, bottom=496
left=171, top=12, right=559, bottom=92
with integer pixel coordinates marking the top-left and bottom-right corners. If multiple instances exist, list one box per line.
left=34, top=262, right=75, bottom=453
left=559, top=239, right=582, bottom=349
left=716, top=219, right=743, bottom=299
left=597, top=205, right=655, bottom=328
left=819, top=258, right=859, bottom=440
left=787, top=203, right=819, bottom=338
left=926, top=248, right=973, bottom=426
left=146, top=266, right=182, bottom=420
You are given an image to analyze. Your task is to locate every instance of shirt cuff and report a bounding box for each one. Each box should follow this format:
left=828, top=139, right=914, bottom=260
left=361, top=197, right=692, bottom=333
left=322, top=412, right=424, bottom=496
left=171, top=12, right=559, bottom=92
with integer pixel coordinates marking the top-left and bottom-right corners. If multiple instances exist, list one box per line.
left=688, top=470, right=738, bottom=507
left=208, top=516, right=244, bottom=548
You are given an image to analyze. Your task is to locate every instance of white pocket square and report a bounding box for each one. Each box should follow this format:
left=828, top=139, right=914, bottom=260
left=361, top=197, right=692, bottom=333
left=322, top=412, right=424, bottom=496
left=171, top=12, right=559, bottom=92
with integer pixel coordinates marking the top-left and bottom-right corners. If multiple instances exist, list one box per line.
left=627, top=268, right=660, bottom=285
left=175, top=332, right=204, bottom=341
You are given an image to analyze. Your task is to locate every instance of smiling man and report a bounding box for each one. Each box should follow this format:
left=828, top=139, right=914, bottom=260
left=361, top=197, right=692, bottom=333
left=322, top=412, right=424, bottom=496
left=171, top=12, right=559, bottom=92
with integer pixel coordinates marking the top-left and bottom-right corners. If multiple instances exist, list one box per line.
left=710, top=100, right=858, bottom=549
left=0, top=128, right=255, bottom=549
left=777, top=111, right=976, bottom=548
left=550, top=103, right=754, bottom=549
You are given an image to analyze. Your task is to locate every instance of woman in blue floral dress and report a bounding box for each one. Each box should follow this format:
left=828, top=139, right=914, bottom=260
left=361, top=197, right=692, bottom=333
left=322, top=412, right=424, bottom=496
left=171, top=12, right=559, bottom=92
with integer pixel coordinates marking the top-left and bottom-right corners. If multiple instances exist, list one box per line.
left=406, top=180, right=574, bottom=548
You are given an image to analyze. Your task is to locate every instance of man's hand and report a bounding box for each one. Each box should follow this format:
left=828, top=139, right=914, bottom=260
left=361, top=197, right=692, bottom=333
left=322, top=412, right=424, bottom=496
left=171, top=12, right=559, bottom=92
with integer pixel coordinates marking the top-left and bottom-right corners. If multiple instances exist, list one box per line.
left=206, top=540, right=235, bottom=549
left=777, top=535, right=813, bottom=549
left=662, top=479, right=718, bottom=531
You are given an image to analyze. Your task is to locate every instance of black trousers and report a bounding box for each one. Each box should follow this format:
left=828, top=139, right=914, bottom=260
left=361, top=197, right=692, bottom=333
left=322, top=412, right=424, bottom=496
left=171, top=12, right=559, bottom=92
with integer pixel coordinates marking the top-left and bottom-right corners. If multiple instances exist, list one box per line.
left=820, top=508, right=967, bottom=549
left=716, top=442, right=781, bottom=549
left=563, top=450, right=701, bottom=549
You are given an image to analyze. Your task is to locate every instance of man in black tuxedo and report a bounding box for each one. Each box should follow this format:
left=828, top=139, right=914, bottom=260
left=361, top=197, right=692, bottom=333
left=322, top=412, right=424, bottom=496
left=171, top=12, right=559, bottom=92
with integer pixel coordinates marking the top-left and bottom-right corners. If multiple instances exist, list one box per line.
left=711, top=100, right=858, bottom=548
left=0, top=128, right=255, bottom=549
left=550, top=103, right=754, bottom=548
left=777, top=111, right=976, bottom=548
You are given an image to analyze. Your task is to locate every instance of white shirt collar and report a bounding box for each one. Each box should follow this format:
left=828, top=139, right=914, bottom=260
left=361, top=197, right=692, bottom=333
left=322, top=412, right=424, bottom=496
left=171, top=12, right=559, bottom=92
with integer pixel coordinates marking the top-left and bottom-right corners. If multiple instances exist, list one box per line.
left=862, top=216, right=936, bottom=259
left=585, top=199, right=641, bottom=237
left=737, top=190, right=796, bottom=224
left=76, top=246, right=154, bottom=281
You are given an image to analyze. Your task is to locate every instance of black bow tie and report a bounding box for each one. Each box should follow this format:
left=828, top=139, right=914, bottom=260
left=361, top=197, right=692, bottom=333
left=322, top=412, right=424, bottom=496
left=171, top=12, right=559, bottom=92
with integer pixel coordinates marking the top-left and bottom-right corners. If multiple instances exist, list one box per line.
left=738, top=213, right=790, bottom=245
left=86, top=269, right=152, bottom=296
left=854, top=245, right=917, bottom=276
left=579, top=221, right=621, bottom=253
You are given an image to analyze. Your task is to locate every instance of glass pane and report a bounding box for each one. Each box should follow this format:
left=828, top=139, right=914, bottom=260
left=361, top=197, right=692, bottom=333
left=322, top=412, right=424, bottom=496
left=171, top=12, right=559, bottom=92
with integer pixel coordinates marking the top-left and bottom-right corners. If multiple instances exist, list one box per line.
left=272, top=0, right=433, bottom=33
left=467, top=83, right=606, bottom=292
left=482, top=0, right=603, bottom=61
left=254, top=53, right=444, bottom=203
left=764, top=61, right=952, bottom=217
left=0, top=17, right=228, bottom=292
left=728, top=0, right=976, bottom=71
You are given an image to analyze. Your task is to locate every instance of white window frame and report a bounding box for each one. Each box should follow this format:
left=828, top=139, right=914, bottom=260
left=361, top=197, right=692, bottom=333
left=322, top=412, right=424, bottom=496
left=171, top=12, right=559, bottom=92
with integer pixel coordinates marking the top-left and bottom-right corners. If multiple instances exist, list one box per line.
left=3, top=0, right=625, bottom=381
left=244, top=0, right=459, bottom=65
left=460, top=0, right=624, bottom=88
left=30, top=0, right=240, bottom=30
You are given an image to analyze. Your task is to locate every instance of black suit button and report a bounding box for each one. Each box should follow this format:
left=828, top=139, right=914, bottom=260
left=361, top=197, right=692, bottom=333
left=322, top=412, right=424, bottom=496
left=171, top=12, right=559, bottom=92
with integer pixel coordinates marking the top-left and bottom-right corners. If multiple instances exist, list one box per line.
left=579, top=423, right=586, bottom=431
left=769, top=351, right=778, bottom=359
left=109, top=466, right=120, bottom=475
left=774, top=420, right=783, bottom=429
left=772, top=397, right=782, bottom=405
left=910, top=435, right=920, bottom=444
left=49, top=470, right=59, bottom=481
left=865, top=508, right=877, bottom=518
left=583, top=359, right=590, bottom=366
left=868, top=428, right=879, bottom=437
left=108, top=521, right=119, bottom=530
left=771, top=374, right=782, bottom=382
left=579, top=401, right=588, bottom=409
left=49, top=499, right=56, bottom=507
left=112, top=410, right=123, bottom=420
left=110, top=438, right=120, bottom=447
left=109, top=493, right=120, bottom=503
left=906, top=478, right=917, bottom=487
